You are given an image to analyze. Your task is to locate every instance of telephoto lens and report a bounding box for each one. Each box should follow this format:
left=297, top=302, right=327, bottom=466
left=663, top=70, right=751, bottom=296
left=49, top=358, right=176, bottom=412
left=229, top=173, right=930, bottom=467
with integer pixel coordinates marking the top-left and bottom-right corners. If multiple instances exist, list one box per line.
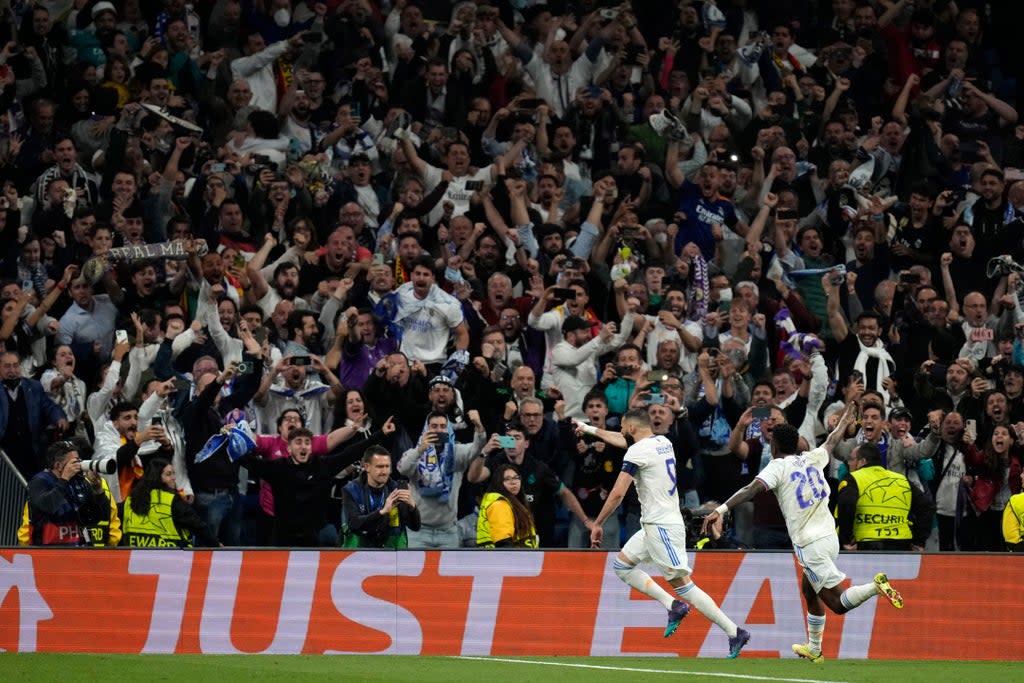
left=80, top=457, right=117, bottom=475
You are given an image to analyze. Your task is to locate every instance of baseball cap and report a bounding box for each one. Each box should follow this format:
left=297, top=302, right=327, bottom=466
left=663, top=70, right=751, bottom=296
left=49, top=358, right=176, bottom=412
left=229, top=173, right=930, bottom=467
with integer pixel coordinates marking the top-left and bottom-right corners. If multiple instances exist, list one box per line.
left=889, top=407, right=913, bottom=422
left=561, top=315, right=591, bottom=336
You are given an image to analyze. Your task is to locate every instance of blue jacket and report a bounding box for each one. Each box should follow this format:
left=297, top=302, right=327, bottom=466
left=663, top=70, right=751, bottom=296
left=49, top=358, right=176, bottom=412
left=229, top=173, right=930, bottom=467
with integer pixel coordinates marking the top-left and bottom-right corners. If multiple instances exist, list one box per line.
left=0, top=379, right=68, bottom=457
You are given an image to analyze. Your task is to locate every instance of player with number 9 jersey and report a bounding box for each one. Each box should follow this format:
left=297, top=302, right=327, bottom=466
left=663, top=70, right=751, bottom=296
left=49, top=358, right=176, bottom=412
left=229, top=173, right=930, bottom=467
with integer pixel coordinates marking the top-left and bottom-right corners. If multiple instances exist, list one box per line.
left=756, top=446, right=834, bottom=547
left=623, top=434, right=682, bottom=525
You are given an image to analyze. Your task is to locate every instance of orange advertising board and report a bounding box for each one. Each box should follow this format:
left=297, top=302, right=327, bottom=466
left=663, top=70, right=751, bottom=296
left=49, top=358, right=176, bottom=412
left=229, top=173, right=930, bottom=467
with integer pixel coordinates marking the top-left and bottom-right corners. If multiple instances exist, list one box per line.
left=1, top=550, right=1021, bottom=659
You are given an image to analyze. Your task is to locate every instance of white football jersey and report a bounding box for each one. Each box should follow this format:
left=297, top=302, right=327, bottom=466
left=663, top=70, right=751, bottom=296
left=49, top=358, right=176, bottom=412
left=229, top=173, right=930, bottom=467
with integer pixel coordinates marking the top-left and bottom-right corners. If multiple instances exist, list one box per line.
left=623, top=435, right=684, bottom=525
left=756, top=447, right=835, bottom=547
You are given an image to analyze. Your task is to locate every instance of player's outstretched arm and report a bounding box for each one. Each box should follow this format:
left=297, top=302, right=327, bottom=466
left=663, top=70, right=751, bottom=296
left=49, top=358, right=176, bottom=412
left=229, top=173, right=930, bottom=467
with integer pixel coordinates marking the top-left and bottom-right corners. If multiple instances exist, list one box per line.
left=701, top=478, right=769, bottom=537
left=573, top=419, right=628, bottom=449
left=822, top=402, right=856, bottom=455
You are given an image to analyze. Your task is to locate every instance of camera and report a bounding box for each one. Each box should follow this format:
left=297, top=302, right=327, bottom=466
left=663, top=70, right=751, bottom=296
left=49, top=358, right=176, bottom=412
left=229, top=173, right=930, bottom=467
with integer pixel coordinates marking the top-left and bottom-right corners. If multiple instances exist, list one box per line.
left=289, top=357, right=311, bottom=367
left=236, top=361, right=255, bottom=374
left=80, top=457, right=117, bottom=475
left=563, top=258, right=581, bottom=270
left=613, top=365, right=632, bottom=376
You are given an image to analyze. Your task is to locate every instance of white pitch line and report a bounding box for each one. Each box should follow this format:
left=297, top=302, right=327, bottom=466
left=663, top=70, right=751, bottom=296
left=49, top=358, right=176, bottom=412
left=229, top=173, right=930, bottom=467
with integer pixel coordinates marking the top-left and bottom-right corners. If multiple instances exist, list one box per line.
left=453, top=656, right=849, bottom=683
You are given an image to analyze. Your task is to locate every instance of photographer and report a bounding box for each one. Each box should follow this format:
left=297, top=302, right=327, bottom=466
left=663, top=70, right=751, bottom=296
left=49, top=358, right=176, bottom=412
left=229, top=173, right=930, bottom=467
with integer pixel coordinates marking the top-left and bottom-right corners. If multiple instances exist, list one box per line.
left=341, top=445, right=420, bottom=548
left=26, top=441, right=110, bottom=546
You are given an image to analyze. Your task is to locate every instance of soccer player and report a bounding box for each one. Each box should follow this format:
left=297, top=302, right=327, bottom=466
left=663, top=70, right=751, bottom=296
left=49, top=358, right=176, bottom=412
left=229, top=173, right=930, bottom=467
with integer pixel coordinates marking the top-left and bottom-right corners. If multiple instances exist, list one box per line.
left=581, top=408, right=751, bottom=658
left=701, top=403, right=904, bottom=664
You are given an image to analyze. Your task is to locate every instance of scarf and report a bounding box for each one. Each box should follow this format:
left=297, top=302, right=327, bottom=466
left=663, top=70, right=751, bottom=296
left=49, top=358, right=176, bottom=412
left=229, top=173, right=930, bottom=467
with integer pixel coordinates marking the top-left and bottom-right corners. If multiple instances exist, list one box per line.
left=415, top=424, right=457, bottom=503
left=697, top=378, right=731, bottom=445
left=194, top=411, right=256, bottom=464
left=782, top=264, right=845, bottom=289
left=854, top=429, right=890, bottom=468
left=853, top=336, right=894, bottom=404
left=689, top=252, right=709, bottom=321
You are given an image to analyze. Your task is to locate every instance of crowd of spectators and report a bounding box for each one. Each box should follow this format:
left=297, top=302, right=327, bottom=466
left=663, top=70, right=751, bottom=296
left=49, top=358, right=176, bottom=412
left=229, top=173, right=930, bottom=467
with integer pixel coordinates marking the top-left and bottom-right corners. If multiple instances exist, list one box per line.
left=4, top=0, right=1024, bottom=552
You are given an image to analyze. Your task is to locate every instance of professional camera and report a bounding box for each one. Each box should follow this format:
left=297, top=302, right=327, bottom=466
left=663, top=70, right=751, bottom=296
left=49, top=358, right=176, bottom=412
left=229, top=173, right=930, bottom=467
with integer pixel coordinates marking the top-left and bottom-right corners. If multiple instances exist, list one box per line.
left=80, top=457, right=117, bottom=475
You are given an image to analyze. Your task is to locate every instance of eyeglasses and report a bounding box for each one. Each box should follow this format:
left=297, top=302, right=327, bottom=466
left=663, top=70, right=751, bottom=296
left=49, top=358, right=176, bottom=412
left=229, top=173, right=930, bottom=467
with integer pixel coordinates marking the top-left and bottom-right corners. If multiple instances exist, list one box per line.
left=520, top=412, right=543, bottom=418
left=503, top=475, right=521, bottom=482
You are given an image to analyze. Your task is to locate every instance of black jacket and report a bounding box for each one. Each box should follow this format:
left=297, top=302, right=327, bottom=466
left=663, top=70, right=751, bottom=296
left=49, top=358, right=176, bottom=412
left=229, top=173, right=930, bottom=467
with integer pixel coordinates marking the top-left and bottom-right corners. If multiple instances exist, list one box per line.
left=241, top=431, right=388, bottom=546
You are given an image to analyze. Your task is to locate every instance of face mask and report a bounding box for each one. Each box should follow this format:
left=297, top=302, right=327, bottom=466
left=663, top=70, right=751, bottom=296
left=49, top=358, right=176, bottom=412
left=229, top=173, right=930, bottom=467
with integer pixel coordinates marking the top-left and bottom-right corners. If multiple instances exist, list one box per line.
left=274, top=8, right=291, bottom=27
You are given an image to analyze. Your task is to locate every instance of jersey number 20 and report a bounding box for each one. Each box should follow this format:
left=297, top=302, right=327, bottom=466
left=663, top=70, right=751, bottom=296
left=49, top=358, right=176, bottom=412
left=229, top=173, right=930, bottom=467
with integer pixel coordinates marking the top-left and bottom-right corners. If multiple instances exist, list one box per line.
left=790, top=466, right=827, bottom=509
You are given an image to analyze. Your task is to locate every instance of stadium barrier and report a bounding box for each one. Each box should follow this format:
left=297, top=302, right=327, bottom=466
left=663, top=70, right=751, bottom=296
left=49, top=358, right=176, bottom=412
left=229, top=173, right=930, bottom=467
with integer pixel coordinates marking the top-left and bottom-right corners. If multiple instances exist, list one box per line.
left=2, top=549, right=1021, bottom=659
left=0, top=449, right=27, bottom=547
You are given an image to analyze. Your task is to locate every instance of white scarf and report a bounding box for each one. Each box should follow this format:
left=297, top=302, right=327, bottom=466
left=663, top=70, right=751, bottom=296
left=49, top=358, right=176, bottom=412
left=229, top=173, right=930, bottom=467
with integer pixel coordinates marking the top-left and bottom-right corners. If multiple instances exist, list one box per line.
left=853, top=337, right=894, bottom=405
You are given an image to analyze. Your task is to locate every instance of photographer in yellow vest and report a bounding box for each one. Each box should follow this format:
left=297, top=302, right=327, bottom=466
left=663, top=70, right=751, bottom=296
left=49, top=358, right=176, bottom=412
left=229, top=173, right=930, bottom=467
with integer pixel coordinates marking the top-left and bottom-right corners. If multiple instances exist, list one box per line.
left=122, top=459, right=220, bottom=548
left=835, top=443, right=934, bottom=551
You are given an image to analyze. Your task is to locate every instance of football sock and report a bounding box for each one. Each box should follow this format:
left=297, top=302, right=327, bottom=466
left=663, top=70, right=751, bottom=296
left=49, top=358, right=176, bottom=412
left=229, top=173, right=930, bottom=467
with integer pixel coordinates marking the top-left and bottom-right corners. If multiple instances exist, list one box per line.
left=840, top=582, right=877, bottom=610
left=807, top=613, right=826, bottom=652
left=613, top=559, right=676, bottom=610
left=676, top=582, right=738, bottom=637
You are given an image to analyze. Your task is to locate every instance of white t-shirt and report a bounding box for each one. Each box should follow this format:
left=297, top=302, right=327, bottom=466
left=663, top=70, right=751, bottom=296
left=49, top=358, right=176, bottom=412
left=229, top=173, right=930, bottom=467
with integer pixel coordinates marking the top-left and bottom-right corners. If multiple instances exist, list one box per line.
left=395, top=283, right=464, bottom=365
left=623, top=434, right=683, bottom=526
left=757, top=447, right=834, bottom=546
left=422, top=165, right=493, bottom=222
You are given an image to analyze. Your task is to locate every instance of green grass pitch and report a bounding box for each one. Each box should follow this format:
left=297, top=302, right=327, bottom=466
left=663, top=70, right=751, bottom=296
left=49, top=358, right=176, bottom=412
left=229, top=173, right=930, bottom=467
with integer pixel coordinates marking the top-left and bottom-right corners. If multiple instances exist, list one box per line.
left=1, top=655, right=1019, bottom=682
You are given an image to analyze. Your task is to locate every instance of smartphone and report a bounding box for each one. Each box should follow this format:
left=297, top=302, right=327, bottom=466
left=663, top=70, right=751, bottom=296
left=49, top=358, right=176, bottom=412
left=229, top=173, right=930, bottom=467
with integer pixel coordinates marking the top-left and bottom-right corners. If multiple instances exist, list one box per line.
left=707, top=348, right=720, bottom=357
left=612, top=365, right=631, bottom=376
left=965, top=419, right=977, bottom=440
left=647, top=394, right=665, bottom=405
left=151, top=415, right=163, bottom=427
left=252, top=154, right=271, bottom=166
left=752, top=407, right=771, bottom=419
left=115, top=329, right=128, bottom=345
left=850, top=369, right=865, bottom=384
left=898, top=271, right=921, bottom=285
left=351, top=101, right=361, bottom=119
left=624, top=45, right=644, bottom=65
left=600, top=8, right=619, bottom=20
left=464, top=180, right=484, bottom=191
left=236, top=361, right=254, bottom=374
left=233, top=253, right=246, bottom=270
left=372, top=252, right=384, bottom=266
left=290, top=356, right=312, bottom=367
left=517, top=97, right=545, bottom=110
left=211, top=162, right=226, bottom=173
left=620, top=226, right=641, bottom=239
left=552, top=287, right=576, bottom=300
left=498, top=435, right=517, bottom=448
left=304, top=31, right=323, bottom=43
left=563, top=258, right=581, bottom=270
left=647, top=371, right=669, bottom=383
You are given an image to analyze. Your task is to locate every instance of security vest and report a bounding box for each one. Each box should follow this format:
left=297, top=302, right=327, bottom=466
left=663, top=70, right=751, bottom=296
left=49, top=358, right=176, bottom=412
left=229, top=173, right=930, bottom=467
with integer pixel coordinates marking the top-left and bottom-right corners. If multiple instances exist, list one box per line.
left=1005, top=493, right=1024, bottom=546
left=476, top=492, right=538, bottom=548
left=121, top=489, right=193, bottom=548
left=848, top=466, right=913, bottom=542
